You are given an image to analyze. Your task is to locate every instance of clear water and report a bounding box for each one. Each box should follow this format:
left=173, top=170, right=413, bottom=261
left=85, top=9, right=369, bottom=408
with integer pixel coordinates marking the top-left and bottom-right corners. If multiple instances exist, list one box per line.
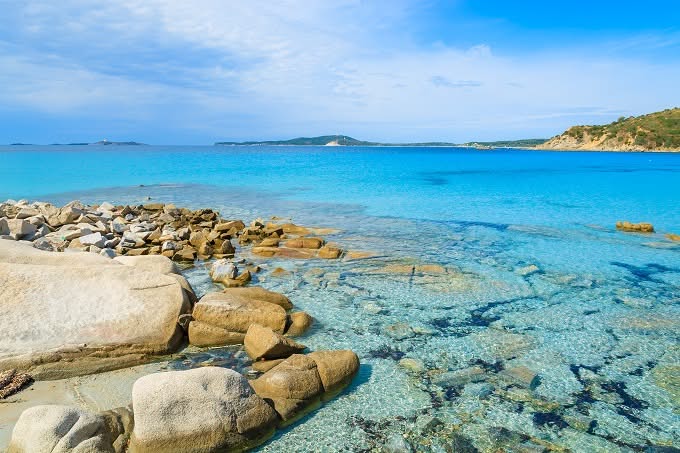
left=1, top=146, right=679, bottom=451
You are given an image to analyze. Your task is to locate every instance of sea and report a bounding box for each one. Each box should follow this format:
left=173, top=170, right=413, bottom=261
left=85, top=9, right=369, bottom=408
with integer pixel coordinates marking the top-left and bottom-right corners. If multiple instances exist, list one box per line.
left=1, top=145, right=679, bottom=451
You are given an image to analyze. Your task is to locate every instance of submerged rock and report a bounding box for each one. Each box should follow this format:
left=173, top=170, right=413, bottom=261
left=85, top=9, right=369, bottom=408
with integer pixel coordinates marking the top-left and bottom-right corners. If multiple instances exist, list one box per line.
left=130, top=367, right=278, bottom=452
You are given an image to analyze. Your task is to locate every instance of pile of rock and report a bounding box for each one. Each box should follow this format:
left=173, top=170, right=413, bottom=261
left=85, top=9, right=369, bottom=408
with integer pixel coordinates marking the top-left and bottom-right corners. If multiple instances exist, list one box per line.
left=187, top=287, right=313, bottom=347
left=9, top=350, right=359, bottom=452
left=616, top=220, right=654, bottom=233
left=246, top=221, right=344, bottom=259
left=0, top=199, right=344, bottom=263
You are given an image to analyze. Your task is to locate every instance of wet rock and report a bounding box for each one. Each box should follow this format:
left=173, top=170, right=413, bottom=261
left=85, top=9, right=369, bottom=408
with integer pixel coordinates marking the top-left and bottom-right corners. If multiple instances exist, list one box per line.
left=517, top=264, right=540, bottom=276
left=501, top=366, right=541, bottom=389
left=188, top=321, right=245, bottom=347
left=244, top=323, right=307, bottom=361
left=191, top=291, right=287, bottom=339
left=130, top=367, right=278, bottom=452
left=665, top=233, right=680, bottom=242
left=383, top=434, right=414, bottom=453
left=250, top=354, right=324, bottom=424
left=398, top=358, right=425, bottom=374
left=616, top=221, right=654, bottom=233
left=252, top=358, right=286, bottom=373
left=221, top=269, right=252, bottom=287
left=433, top=366, right=486, bottom=388
left=8, top=405, right=115, bottom=452
left=385, top=323, right=416, bottom=340
left=209, top=258, right=238, bottom=281
left=285, top=311, right=314, bottom=336
left=307, top=350, right=360, bottom=397
left=318, top=244, right=343, bottom=259
left=461, top=382, right=495, bottom=398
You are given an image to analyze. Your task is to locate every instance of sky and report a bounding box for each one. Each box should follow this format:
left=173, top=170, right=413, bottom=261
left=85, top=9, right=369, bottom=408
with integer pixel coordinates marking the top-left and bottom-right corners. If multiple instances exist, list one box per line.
left=1, top=0, right=679, bottom=144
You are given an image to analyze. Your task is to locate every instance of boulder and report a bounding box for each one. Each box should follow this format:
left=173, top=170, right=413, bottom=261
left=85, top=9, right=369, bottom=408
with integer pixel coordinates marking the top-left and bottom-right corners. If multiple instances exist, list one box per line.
left=223, top=286, right=294, bottom=310
left=307, top=350, right=360, bottom=398
left=250, top=354, right=324, bottom=424
left=0, top=218, right=8, bottom=235
left=616, top=221, right=654, bottom=233
left=209, top=258, right=238, bottom=282
left=318, top=244, right=343, bottom=259
left=129, top=367, right=278, bottom=452
left=283, top=237, right=324, bottom=249
left=221, top=270, right=252, bottom=288
left=8, top=404, right=115, bottom=452
left=252, top=359, right=286, bottom=373
left=114, top=254, right=180, bottom=276
left=188, top=321, right=245, bottom=347
left=244, top=324, right=306, bottom=361
left=0, top=240, right=190, bottom=379
left=666, top=233, right=680, bottom=242
left=191, top=292, right=287, bottom=335
left=6, top=219, right=36, bottom=239
left=79, top=231, right=107, bottom=248
left=285, top=311, right=314, bottom=336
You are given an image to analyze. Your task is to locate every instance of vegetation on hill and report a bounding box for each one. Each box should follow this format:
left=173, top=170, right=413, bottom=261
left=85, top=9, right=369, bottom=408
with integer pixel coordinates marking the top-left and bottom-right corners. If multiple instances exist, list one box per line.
left=541, top=108, right=679, bottom=151
left=215, top=136, right=547, bottom=148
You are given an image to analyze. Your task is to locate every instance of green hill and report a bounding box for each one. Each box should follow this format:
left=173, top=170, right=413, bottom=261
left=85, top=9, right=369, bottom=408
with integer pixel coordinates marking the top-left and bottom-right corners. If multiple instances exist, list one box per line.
left=541, top=108, right=680, bottom=151
left=215, top=135, right=377, bottom=146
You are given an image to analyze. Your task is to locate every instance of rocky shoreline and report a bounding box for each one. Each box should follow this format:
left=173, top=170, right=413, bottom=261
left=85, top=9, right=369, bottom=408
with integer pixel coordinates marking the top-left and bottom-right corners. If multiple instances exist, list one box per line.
left=0, top=199, right=359, bottom=452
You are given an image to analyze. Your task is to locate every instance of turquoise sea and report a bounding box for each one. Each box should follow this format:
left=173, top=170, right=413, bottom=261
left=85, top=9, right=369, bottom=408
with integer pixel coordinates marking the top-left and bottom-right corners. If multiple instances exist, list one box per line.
left=1, top=145, right=679, bottom=451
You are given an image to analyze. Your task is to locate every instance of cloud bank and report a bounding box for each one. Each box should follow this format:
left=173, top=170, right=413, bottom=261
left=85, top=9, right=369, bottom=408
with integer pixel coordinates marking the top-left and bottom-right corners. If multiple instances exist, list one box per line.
left=0, top=0, right=678, bottom=143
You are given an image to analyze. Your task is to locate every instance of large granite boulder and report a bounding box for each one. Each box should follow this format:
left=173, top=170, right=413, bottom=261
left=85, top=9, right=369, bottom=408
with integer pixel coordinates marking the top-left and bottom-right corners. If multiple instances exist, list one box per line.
left=250, top=350, right=360, bottom=424
left=308, top=350, right=360, bottom=398
left=8, top=404, right=115, bottom=452
left=285, top=311, right=314, bottom=336
left=188, top=292, right=287, bottom=347
left=129, top=367, right=278, bottom=452
left=0, top=240, right=191, bottom=379
left=250, top=354, right=324, bottom=425
left=244, top=324, right=306, bottom=361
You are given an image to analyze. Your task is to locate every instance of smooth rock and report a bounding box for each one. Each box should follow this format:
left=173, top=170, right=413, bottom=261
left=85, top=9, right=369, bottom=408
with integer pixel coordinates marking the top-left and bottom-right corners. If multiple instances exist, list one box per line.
left=0, top=240, right=190, bottom=379
left=307, top=350, right=360, bottom=397
left=244, top=324, right=306, bottom=361
left=130, top=367, right=278, bottom=452
left=616, top=221, right=654, bottom=233
left=192, top=292, right=288, bottom=334
left=223, top=286, right=294, bottom=310
left=285, top=311, right=314, bottom=336
left=250, top=354, right=324, bottom=424
left=188, top=321, right=245, bottom=347
left=8, top=404, right=115, bottom=452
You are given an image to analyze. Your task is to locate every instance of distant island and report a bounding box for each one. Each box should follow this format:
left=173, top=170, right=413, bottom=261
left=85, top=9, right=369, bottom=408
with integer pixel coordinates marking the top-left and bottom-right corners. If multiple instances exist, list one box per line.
left=539, top=108, right=679, bottom=151
left=9, top=140, right=146, bottom=146
left=215, top=135, right=546, bottom=148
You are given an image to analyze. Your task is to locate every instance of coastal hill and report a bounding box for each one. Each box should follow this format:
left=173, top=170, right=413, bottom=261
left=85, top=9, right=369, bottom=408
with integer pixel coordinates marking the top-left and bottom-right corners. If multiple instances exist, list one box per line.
left=215, top=136, right=546, bottom=148
left=540, top=108, right=679, bottom=151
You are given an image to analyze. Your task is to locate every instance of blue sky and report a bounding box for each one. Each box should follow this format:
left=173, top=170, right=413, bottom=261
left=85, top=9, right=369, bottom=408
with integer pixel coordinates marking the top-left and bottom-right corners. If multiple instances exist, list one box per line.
left=1, top=0, right=679, bottom=144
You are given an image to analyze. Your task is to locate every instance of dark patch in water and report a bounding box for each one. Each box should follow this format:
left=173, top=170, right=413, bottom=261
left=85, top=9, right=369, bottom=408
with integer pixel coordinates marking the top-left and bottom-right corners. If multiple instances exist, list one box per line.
left=583, top=309, right=600, bottom=315
left=610, top=261, right=680, bottom=284
left=365, top=346, right=405, bottom=361
left=600, top=381, right=649, bottom=424
left=533, top=412, right=568, bottom=430
left=471, top=359, right=504, bottom=373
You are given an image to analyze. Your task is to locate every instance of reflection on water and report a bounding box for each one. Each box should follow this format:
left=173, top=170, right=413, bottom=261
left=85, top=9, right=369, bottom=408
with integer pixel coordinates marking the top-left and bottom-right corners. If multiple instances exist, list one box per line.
left=41, top=183, right=680, bottom=452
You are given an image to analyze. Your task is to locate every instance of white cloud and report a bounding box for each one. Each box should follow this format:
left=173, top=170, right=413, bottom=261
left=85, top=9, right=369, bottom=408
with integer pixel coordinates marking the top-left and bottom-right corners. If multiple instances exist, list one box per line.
left=0, top=0, right=679, bottom=142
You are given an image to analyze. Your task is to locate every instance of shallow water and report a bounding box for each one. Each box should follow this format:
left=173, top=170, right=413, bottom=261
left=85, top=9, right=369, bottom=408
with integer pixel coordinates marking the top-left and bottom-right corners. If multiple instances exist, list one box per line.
left=1, top=146, right=679, bottom=451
